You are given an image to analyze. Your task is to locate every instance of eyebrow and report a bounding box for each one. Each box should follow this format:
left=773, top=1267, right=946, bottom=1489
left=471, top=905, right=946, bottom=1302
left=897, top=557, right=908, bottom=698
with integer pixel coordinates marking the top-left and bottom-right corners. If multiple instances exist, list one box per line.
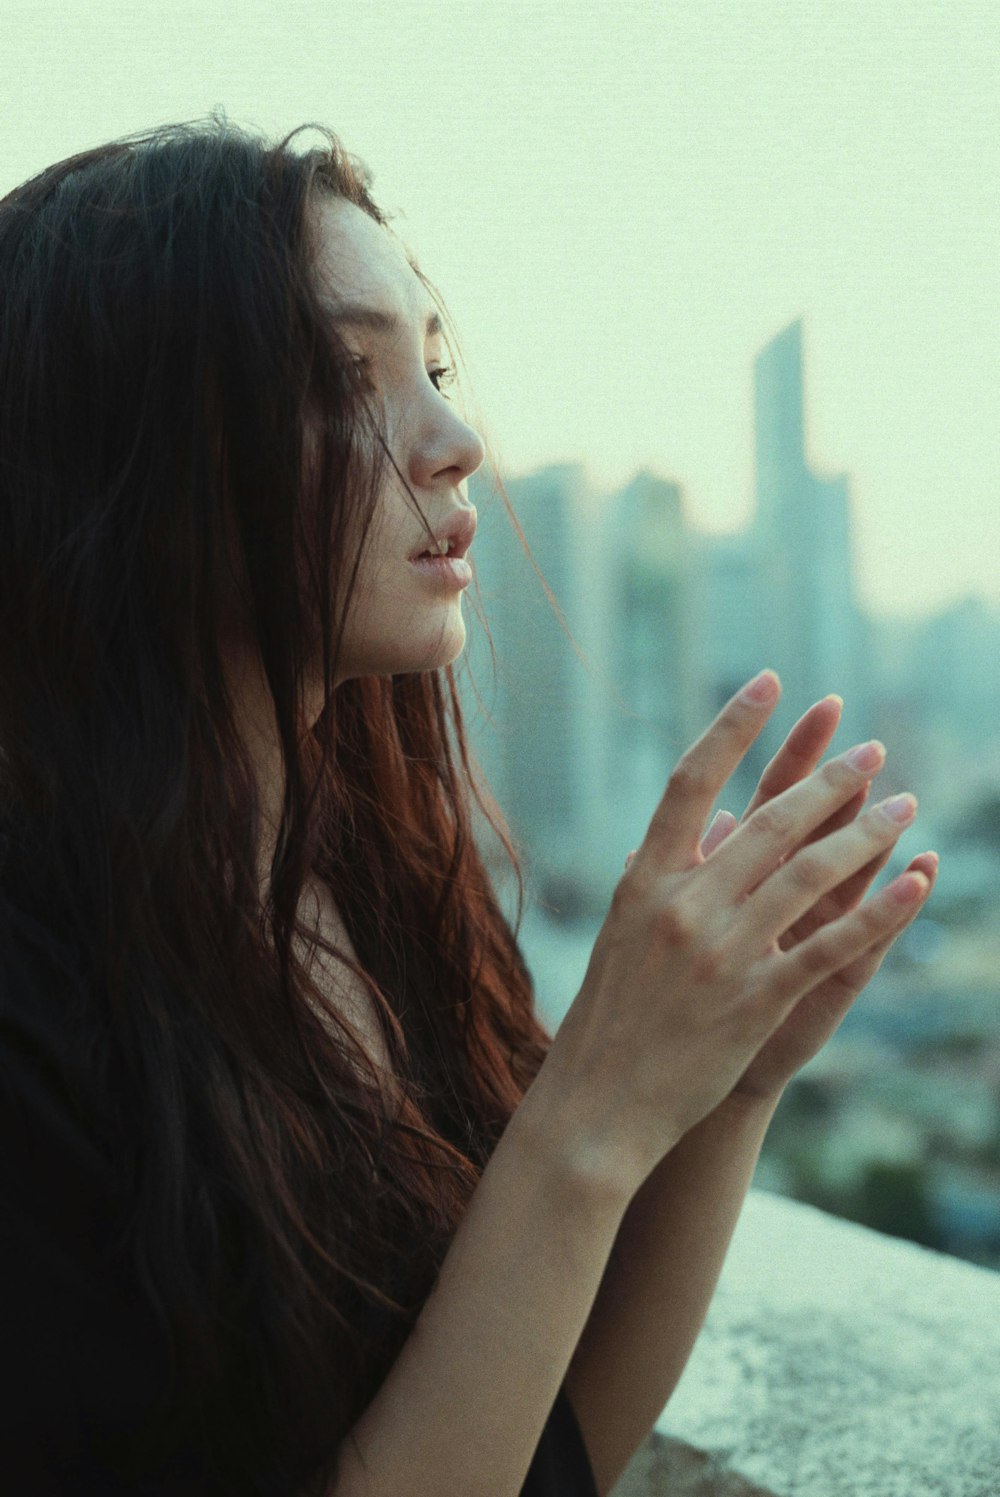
left=323, top=302, right=443, bottom=339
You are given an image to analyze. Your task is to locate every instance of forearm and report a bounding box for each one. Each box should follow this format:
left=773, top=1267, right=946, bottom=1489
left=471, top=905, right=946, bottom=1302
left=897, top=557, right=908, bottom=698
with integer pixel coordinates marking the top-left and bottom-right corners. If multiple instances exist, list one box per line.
left=564, top=1092, right=779, bottom=1495
left=332, top=1076, right=633, bottom=1497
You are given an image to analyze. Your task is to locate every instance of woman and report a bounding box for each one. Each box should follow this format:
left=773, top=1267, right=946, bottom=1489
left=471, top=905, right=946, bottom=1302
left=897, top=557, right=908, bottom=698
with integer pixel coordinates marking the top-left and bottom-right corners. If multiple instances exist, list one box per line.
left=0, top=113, right=937, bottom=1495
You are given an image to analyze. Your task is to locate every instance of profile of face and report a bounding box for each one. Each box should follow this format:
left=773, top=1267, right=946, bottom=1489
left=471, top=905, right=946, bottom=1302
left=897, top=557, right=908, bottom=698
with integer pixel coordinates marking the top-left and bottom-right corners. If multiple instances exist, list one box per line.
left=310, top=197, right=486, bottom=685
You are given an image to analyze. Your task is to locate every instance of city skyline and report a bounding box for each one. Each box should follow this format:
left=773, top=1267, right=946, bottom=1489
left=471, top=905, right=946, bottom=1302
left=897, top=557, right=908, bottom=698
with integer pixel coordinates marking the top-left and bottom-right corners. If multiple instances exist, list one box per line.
left=462, top=311, right=999, bottom=950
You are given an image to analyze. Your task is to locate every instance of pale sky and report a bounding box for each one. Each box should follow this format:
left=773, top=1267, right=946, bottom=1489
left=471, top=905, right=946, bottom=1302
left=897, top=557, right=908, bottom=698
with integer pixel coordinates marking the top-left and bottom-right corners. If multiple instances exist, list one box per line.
left=3, top=0, right=996, bottom=620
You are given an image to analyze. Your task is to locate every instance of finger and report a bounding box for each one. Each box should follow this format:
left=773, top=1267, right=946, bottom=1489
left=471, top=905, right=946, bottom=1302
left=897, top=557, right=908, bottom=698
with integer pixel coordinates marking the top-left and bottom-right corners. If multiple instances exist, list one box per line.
left=701, top=810, right=738, bottom=859
left=744, top=857, right=937, bottom=1095
left=745, top=783, right=873, bottom=905
left=816, top=842, right=938, bottom=924
left=641, top=669, right=781, bottom=868
left=738, top=791, right=918, bottom=954
left=909, top=850, right=940, bottom=883
left=768, top=864, right=932, bottom=1012
left=800, top=781, right=872, bottom=848
left=800, top=852, right=938, bottom=993
left=779, top=840, right=891, bottom=949
left=781, top=844, right=938, bottom=952
left=704, top=739, right=887, bottom=907
left=741, top=695, right=844, bottom=823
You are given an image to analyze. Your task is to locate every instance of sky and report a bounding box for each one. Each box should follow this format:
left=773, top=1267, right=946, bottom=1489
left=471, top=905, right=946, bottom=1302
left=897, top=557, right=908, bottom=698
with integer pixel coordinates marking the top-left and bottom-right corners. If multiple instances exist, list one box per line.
left=2, top=0, right=996, bottom=621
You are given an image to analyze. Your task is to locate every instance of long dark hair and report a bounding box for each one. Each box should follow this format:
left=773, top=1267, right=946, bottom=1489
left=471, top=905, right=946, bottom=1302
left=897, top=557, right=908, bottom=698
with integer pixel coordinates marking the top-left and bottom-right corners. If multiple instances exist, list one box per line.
left=0, top=111, right=553, bottom=1493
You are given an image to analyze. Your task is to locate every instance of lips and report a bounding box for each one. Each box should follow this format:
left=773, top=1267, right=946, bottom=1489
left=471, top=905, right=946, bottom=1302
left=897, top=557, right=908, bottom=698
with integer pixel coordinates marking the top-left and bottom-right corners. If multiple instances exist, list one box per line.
left=409, top=506, right=477, bottom=562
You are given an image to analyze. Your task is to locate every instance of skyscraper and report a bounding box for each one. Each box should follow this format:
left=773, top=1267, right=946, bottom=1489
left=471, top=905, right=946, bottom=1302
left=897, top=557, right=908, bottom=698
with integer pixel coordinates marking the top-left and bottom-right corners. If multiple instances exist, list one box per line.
left=752, top=319, right=871, bottom=757
left=459, top=463, right=614, bottom=914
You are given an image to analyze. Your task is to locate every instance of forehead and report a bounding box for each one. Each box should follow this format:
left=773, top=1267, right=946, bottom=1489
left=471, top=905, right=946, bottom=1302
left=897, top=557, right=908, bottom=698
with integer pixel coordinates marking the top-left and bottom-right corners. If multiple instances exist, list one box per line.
left=310, top=195, right=434, bottom=328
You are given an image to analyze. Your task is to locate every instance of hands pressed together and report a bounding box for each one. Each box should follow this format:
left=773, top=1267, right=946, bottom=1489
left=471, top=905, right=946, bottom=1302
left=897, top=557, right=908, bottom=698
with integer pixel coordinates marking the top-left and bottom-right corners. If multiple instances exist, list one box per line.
left=545, top=669, right=938, bottom=1192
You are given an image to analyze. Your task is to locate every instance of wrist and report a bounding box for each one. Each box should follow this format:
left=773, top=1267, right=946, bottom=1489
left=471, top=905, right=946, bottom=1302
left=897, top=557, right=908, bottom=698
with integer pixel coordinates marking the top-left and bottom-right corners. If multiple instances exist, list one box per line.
left=510, top=1066, right=642, bottom=1218
left=704, top=1085, right=784, bottom=1133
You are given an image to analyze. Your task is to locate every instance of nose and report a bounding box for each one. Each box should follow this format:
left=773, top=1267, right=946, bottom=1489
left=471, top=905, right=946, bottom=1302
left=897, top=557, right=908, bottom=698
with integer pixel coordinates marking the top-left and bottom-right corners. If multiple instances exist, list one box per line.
left=407, top=402, right=485, bottom=491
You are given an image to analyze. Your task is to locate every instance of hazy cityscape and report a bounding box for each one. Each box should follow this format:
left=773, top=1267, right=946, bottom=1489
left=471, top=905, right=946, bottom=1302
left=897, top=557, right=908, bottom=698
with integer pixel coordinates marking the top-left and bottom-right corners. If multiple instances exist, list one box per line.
left=458, top=317, right=1000, bottom=1273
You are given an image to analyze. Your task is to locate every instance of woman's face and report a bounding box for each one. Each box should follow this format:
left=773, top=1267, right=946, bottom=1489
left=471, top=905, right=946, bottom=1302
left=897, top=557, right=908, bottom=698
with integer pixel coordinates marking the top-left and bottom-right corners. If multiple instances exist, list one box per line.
left=310, top=195, right=486, bottom=685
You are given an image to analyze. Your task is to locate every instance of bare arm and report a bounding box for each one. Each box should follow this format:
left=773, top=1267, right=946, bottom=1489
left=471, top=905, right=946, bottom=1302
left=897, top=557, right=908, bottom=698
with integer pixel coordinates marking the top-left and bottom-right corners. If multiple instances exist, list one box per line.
left=331, top=1075, right=634, bottom=1497
left=561, top=696, right=934, bottom=1494
left=565, top=1092, right=778, bottom=1494
left=328, top=670, right=925, bottom=1495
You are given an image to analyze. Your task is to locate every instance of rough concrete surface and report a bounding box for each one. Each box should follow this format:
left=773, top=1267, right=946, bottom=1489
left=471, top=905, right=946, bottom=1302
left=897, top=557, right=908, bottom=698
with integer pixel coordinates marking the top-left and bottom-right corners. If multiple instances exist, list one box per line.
left=612, top=1433, right=781, bottom=1496
left=608, top=1188, right=1000, bottom=1496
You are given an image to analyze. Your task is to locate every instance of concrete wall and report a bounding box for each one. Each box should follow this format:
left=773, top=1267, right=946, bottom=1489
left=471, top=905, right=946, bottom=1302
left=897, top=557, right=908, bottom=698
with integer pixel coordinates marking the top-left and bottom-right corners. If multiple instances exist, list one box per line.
left=610, top=1188, right=1000, bottom=1496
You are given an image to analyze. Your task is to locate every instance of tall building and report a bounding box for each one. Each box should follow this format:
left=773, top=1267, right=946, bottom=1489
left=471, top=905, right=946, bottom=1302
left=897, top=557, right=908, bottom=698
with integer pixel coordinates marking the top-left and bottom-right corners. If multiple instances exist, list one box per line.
left=694, top=527, right=772, bottom=816
left=751, top=320, right=871, bottom=760
left=898, top=597, right=1000, bottom=815
left=460, top=463, right=707, bottom=916
left=458, top=463, right=615, bottom=913
left=604, top=469, right=706, bottom=876
left=456, top=318, right=874, bottom=919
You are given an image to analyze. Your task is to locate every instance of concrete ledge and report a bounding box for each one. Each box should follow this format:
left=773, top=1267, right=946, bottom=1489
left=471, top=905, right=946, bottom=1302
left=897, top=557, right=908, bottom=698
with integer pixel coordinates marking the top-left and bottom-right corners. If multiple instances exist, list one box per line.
left=610, top=1188, right=1000, bottom=1496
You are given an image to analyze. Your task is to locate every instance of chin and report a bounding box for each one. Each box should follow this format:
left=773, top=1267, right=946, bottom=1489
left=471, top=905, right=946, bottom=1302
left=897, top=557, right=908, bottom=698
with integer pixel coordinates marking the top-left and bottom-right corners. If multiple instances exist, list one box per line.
left=416, top=611, right=467, bottom=666
left=352, top=620, right=468, bottom=680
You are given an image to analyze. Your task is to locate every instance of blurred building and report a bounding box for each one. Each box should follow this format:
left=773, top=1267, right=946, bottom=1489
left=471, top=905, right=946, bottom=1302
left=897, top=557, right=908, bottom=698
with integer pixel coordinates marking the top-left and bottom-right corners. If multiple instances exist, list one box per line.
left=907, top=597, right=1000, bottom=791
left=863, top=595, right=1000, bottom=914
left=605, top=469, right=706, bottom=872
left=451, top=327, right=1000, bottom=1273
left=750, top=318, right=872, bottom=762
left=677, top=317, right=874, bottom=816
left=461, top=459, right=709, bottom=912
left=459, top=319, right=882, bottom=917
left=460, top=463, right=616, bottom=914
left=691, top=529, right=770, bottom=817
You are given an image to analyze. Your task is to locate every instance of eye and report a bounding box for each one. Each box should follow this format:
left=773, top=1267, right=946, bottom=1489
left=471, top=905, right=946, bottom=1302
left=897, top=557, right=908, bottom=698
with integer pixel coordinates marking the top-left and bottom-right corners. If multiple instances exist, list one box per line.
left=429, top=364, right=456, bottom=398
left=346, top=354, right=455, bottom=400
left=349, top=354, right=375, bottom=390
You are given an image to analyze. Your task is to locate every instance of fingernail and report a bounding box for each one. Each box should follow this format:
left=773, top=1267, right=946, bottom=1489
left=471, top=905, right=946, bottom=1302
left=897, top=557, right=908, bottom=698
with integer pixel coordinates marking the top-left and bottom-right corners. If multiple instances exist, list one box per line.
left=881, top=792, right=918, bottom=824
left=891, top=871, right=930, bottom=903
left=845, top=740, right=885, bottom=773
left=741, top=670, right=779, bottom=704
left=705, top=811, right=730, bottom=842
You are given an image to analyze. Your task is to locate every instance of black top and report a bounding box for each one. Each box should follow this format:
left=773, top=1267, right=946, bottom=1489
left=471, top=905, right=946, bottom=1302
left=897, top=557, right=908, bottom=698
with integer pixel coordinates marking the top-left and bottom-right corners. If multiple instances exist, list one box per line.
left=0, top=891, right=597, bottom=1496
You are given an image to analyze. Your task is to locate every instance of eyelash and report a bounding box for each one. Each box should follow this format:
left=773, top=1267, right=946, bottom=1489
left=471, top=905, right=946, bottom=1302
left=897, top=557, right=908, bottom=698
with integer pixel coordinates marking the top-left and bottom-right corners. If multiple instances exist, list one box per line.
left=350, top=355, right=456, bottom=399
left=430, top=364, right=457, bottom=396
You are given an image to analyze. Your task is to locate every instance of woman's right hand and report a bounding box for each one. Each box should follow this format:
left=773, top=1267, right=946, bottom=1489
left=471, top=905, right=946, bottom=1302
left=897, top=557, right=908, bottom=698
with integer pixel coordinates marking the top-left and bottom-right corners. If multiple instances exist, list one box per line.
left=538, top=669, right=925, bottom=1193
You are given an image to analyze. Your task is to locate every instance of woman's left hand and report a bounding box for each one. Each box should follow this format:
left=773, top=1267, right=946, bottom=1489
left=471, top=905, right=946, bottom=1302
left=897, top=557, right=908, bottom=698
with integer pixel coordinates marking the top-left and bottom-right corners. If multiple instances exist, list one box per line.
left=624, top=694, right=939, bottom=1107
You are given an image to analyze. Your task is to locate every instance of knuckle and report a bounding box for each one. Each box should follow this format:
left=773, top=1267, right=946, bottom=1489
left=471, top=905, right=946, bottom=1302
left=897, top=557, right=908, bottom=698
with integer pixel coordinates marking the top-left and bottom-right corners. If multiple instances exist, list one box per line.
left=858, top=894, right=890, bottom=937
left=667, top=755, right=712, bottom=800
left=689, top=943, right=724, bottom=984
left=826, top=962, right=864, bottom=1001
left=651, top=896, right=697, bottom=948
left=822, top=756, right=859, bottom=793
left=610, top=870, right=640, bottom=916
left=795, top=930, right=836, bottom=977
left=786, top=847, right=828, bottom=895
left=749, top=798, right=794, bottom=842
left=867, top=801, right=905, bottom=839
